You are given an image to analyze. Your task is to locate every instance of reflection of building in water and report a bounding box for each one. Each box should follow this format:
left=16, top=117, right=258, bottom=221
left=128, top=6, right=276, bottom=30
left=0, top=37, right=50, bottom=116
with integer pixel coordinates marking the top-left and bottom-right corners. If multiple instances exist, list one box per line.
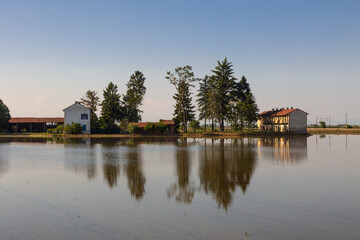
left=124, top=139, right=146, bottom=201
left=257, top=137, right=308, bottom=163
left=198, top=138, right=257, bottom=211
left=167, top=138, right=195, bottom=204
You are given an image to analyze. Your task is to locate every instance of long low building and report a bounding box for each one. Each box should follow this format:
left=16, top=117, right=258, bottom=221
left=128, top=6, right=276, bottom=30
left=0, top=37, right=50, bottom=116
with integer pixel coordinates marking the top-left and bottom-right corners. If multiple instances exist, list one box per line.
left=9, top=117, right=64, bottom=132
left=257, top=108, right=308, bottom=133
left=129, top=119, right=175, bottom=134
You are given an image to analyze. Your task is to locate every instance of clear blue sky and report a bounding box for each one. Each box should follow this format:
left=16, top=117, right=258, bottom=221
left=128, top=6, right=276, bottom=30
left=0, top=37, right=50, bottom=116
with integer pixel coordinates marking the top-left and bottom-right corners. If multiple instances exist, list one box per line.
left=1, top=0, right=359, bottom=124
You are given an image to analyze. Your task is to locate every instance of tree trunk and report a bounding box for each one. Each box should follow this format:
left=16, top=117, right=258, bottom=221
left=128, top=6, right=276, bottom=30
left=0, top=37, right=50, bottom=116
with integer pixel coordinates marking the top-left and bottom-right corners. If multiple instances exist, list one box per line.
left=204, top=118, right=207, bottom=132
left=211, top=119, right=214, bottom=132
left=219, top=118, right=224, bottom=132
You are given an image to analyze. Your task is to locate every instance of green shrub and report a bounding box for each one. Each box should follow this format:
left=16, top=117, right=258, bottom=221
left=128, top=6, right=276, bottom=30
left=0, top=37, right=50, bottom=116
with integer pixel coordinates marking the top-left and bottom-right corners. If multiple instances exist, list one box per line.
left=319, top=121, right=326, bottom=128
left=144, top=123, right=155, bottom=134
left=21, top=128, right=27, bottom=133
left=46, top=128, right=54, bottom=134
left=70, top=123, right=83, bottom=134
left=156, top=122, right=168, bottom=133
left=63, top=124, right=71, bottom=134
left=53, top=124, right=64, bottom=134
left=128, top=124, right=140, bottom=134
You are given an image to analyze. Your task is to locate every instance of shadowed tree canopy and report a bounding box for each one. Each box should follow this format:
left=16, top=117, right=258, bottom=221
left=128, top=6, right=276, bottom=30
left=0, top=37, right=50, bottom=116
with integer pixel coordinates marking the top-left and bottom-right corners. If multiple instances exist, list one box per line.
left=100, top=82, right=123, bottom=129
left=228, top=75, right=259, bottom=130
left=196, top=75, right=211, bottom=132
left=0, top=99, right=11, bottom=131
left=123, top=71, right=147, bottom=123
left=210, top=58, right=237, bottom=132
left=166, top=65, right=195, bottom=133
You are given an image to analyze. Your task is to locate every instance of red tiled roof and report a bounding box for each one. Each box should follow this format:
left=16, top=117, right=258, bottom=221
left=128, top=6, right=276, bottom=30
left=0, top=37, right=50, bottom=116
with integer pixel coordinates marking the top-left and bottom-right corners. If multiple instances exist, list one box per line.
left=9, top=117, right=64, bottom=124
left=259, top=108, right=307, bottom=117
left=272, top=108, right=299, bottom=116
left=129, top=122, right=151, bottom=128
left=160, top=119, right=175, bottom=124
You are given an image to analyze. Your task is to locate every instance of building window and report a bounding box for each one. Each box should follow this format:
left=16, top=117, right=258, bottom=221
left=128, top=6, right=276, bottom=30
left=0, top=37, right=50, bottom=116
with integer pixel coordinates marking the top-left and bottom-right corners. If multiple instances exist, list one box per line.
left=81, top=114, right=88, bottom=120
left=83, top=125, right=86, bottom=132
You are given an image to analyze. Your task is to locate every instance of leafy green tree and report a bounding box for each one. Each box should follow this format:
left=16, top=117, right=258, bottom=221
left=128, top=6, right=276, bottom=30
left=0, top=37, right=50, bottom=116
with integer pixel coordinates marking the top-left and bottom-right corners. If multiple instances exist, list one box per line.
left=64, top=124, right=71, bottom=134
left=99, top=82, right=123, bottom=129
left=210, top=58, right=237, bottom=132
left=0, top=99, right=11, bottom=131
left=189, top=120, right=201, bottom=133
left=166, top=66, right=195, bottom=133
left=144, top=123, right=155, bottom=134
left=319, top=121, right=326, bottom=128
left=123, top=71, right=147, bottom=122
left=81, top=90, right=100, bottom=129
left=196, top=75, right=211, bottom=132
left=128, top=124, right=140, bottom=134
left=228, top=75, right=258, bottom=131
left=243, top=93, right=258, bottom=128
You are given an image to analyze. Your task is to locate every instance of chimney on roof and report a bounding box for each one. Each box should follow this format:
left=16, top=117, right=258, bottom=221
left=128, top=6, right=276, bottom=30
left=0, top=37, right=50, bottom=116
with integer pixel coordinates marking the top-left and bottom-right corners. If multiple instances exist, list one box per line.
left=272, top=108, right=274, bottom=111
left=286, top=107, right=289, bottom=110
left=291, top=107, right=293, bottom=109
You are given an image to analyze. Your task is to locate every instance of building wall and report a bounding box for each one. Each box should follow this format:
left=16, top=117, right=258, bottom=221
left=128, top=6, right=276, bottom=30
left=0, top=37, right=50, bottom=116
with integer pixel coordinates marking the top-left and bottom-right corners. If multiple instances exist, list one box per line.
left=64, top=103, right=91, bottom=134
left=289, top=110, right=307, bottom=133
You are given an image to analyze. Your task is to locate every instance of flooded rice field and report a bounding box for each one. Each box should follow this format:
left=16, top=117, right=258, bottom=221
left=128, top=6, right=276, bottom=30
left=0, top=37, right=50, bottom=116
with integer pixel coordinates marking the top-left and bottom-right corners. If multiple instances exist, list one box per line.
left=0, top=136, right=359, bottom=240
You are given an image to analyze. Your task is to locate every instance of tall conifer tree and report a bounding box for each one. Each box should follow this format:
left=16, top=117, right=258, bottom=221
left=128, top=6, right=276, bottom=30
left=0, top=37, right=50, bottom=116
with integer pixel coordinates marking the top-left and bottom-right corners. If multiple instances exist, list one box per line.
left=100, top=82, right=123, bottom=129
left=166, top=66, right=195, bottom=133
left=210, top=58, right=237, bottom=132
left=123, top=71, right=146, bottom=122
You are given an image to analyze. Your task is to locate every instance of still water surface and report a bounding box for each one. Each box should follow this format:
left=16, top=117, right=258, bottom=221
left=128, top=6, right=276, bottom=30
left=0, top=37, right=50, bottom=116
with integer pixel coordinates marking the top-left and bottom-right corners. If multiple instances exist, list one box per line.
left=0, top=136, right=359, bottom=240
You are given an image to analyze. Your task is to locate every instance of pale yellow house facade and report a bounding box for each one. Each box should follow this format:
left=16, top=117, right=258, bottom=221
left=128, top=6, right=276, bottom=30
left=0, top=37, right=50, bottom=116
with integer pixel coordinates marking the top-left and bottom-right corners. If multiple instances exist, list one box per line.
left=257, top=108, right=308, bottom=133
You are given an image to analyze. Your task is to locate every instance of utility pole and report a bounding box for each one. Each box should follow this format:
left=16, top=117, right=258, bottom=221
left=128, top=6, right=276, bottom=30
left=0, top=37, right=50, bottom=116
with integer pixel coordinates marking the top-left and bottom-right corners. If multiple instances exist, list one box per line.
left=329, top=116, right=331, bottom=126
left=316, top=116, right=318, bottom=126
left=345, top=113, right=348, bottom=128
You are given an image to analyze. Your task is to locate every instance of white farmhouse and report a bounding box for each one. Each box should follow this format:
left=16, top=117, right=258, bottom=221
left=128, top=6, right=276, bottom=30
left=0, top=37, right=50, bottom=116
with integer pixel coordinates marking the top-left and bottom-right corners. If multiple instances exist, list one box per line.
left=257, top=107, right=308, bottom=133
left=63, top=102, right=91, bottom=134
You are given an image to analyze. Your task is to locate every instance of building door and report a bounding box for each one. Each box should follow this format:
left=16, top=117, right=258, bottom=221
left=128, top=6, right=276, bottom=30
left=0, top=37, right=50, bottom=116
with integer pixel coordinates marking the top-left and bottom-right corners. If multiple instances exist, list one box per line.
left=82, top=125, right=86, bottom=132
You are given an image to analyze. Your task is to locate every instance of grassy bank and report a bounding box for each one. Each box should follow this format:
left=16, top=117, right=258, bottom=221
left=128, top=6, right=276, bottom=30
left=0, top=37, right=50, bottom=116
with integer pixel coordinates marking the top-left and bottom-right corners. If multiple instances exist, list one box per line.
left=307, top=128, right=360, bottom=135
left=0, top=131, right=310, bottom=138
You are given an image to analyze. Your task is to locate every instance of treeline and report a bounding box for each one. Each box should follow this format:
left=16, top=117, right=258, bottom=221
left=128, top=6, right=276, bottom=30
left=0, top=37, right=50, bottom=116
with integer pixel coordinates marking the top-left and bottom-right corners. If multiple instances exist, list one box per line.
left=80, top=58, right=258, bottom=133
left=80, top=71, right=146, bottom=133
left=168, top=58, right=258, bottom=133
left=0, top=58, right=258, bottom=134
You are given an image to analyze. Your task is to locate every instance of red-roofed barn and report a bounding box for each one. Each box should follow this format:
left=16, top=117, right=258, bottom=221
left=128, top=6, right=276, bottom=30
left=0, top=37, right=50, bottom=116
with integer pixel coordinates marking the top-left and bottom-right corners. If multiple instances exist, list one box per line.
left=9, top=117, right=64, bottom=133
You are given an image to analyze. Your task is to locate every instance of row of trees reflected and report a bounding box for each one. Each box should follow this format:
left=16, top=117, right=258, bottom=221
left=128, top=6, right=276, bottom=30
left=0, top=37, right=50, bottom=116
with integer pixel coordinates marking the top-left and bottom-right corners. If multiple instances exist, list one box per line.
left=0, top=137, right=307, bottom=210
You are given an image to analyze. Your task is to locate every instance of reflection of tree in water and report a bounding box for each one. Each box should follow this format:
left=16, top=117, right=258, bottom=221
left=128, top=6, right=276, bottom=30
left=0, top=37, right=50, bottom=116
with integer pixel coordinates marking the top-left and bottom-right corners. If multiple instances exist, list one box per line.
left=199, top=138, right=257, bottom=210
left=102, top=146, right=121, bottom=188
left=167, top=138, right=195, bottom=204
left=124, top=139, right=146, bottom=200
